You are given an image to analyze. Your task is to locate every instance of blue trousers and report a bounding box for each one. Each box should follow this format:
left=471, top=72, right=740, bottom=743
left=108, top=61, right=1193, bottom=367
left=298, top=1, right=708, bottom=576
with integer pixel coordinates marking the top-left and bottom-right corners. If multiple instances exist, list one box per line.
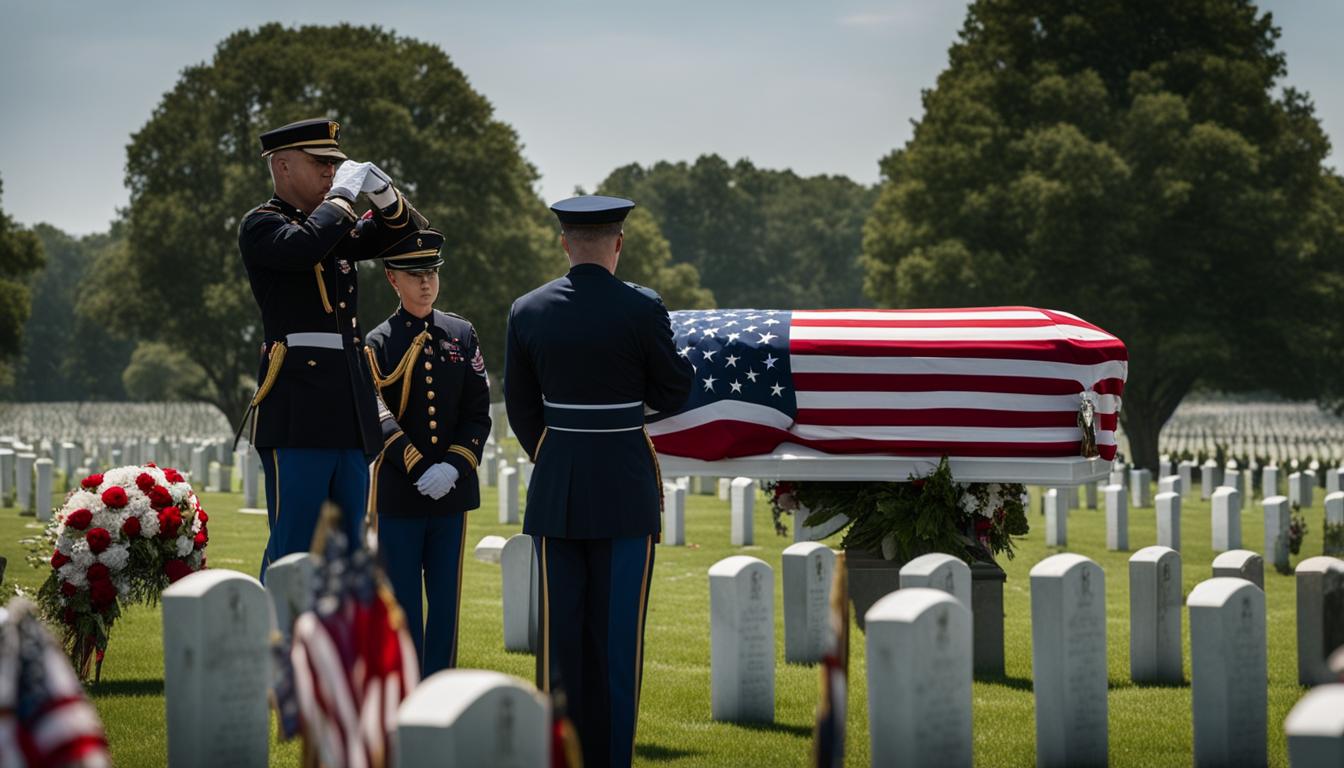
left=378, top=513, right=467, bottom=678
left=259, top=447, right=368, bottom=582
left=535, top=535, right=655, bottom=768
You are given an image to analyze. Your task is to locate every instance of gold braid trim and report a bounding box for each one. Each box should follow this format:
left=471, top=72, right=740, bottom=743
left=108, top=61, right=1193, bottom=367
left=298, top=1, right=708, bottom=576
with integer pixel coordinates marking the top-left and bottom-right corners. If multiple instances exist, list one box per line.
left=403, top=444, right=423, bottom=472
left=250, top=342, right=287, bottom=407
left=643, top=427, right=665, bottom=523
left=313, top=263, right=333, bottom=313
left=531, top=427, right=548, bottom=463
left=365, top=331, right=433, bottom=420
left=381, top=191, right=408, bottom=228
left=447, top=444, right=478, bottom=470
left=366, top=453, right=383, bottom=536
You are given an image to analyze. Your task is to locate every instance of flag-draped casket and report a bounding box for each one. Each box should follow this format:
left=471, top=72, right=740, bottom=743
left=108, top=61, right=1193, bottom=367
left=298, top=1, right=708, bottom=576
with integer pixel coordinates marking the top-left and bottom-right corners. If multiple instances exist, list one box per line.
left=648, top=307, right=1126, bottom=466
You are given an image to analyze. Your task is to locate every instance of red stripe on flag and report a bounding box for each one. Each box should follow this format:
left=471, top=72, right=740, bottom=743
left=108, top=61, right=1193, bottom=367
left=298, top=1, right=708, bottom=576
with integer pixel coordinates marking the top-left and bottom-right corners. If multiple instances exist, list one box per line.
left=791, top=372, right=1091, bottom=395
left=789, top=338, right=1127, bottom=365
left=790, top=317, right=1067, bottom=329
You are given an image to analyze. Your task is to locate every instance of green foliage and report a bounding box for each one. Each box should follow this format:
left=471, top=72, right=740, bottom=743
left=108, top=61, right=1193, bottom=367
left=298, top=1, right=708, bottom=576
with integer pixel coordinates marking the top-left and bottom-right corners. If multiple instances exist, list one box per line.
left=121, top=341, right=210, bottom=401
left=599, top=155, right=876, bottom=309
left=0, top=176, right=45, bottom=391
left=861, top=0, right=1344, bottom=471
left=88, top=24, right=560, bottom=427
left=616, top=208, right=715, bottom=310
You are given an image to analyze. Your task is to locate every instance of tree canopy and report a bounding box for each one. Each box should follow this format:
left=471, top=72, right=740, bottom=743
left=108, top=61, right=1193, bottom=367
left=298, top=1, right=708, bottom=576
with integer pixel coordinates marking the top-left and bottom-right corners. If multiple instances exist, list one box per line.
left=86, top=23, right=563, bottom=427
left=861, top=0, right=1344, bottom=469
left=599, top=155, right=875, bottom=309
left=613, top=208, right=715, bottom=310
left=0, top=177, right=44, bottom=392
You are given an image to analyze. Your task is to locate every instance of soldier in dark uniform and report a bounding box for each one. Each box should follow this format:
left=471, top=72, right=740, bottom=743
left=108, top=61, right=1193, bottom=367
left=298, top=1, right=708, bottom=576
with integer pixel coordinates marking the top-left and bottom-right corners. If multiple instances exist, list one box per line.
left=504, top=195, right=694, bottom=768
left=238, top=118, right=456, bottom=581
left=363, top=229, right=491, bottom=677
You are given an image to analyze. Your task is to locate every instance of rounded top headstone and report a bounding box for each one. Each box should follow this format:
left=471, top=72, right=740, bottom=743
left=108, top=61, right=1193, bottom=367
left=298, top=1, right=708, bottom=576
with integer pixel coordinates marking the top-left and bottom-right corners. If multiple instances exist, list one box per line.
left=1212, top=486, right=1239, bottom=500
left=1029, top=552, right=1096, bottom=579
left=1211, top=550, right=1261, bottom=569
left=1263, top=495, right=1288, bottom=506
left=1187, top=576, right=1260, bottom=608
left=1130, top=545, right=1177, bottom=564
left=1283, top=684, right=1344, bottom=738
left=866, top=587, right=964, bottom=625
left=1155, top=491, right=1180, bottom=502
left=1295, top=556, right=1344, bottom=575
left=709, top=555, right=769, bottom=578
left=900, top=552, right=966, bottom=577
left=399, top=670, right=545, bottom=728
left=163, top=568, right=263, bottom=598
left=781, top=542, right=831, bottom=558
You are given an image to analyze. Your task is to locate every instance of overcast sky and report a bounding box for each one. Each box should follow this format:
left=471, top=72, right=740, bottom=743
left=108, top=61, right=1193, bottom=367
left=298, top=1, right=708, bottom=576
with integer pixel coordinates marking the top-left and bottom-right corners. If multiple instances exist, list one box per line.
left=1, top=0, right=1338, bottom=235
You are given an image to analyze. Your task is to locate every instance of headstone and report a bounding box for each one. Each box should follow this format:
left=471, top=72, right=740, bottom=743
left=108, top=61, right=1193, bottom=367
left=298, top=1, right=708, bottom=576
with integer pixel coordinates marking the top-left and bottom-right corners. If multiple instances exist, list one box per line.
left=58, top=441, right=75, bottom=479
left=483, top=451, right=498, bottom=487
left=1044, top=489, right=1066, bottom=546
left=1211, top=549, right=1264, bottom=590
left=516, top=457, right=533, bottom=488
left=900, top=553, right=972, bottom=615
left=1061, top=485, right=1079, bottom=511
left=1188, top=577, right=1267, bottom=767
left=717, top=477, right=730, bottom=501
left=1223, top=469, right=1245, bottom=499
left=498, top=465, right=519, bottom=525
left=1284, top=683, right=1344, bottom=766
left=781, top=542, right=835, bottom=663
left=242, top=447, right=260, bottom=508
left=1129, top=546, right=1182, bottom=685
left=0, top=448, right=12, bottom=505
left=218, top=463, right=233, bottom=494
left=207, top=461, right=221, bottom=493
left=473, top=535, right=506, bottom=564
left=264, top=552, right=314, bottom=641
left=1325, top=493, right=1344, bottom=556
left=865, top=589, right=973, bottom=768
left=162, top=570, right=270, bottom=767
left=1202, top=459, right=1221, bottom=500
left=729, top=477, right=755, bottom=546
left=1158, top=474, right=1181, bottom=496
left=1085, top=480, right=1098, bottom=510
left=1030, top=554, right=1108, bottom=767
left=709, top=555, right=774, bottom=723
left=1290, top=471, right=1313, bottom=509
left=1109, top=468, right=1126, bottom=488
left=394, top=670, right=550, bottom=768
left=663, top=482, right=686, bottom=546
left=1155, top=491, right=1181, bottom=551
left=1264, top=496, right=1291, bottom=571
left=1211, top=487, right=1242, bottom=553
left=1179, top=461, right=1196, bottom=496
left=1104, top=484, right=1128, bottom=551
left=1158, top=458, right=1173, bottom=480
left=1295, top=557, right=1344, bottom=686
left=33, top=458, right=53, bottom=521
left=501, top=534, right=539, bottom=653
left=1327, top=468, right=1344, bottom=495
left=1263, top=464, right=1281, bottom=500
left=1129, top=469, right=1152, bottom=508
left=16, top=453, right=34, bottom=514
left=190, top=446, right=207, bottom=486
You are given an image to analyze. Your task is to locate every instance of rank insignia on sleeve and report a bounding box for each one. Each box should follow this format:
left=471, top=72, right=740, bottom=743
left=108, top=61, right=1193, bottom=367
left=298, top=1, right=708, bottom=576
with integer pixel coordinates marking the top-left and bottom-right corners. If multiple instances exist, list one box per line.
left=337, top=259, right=352, bottom=274
left=471, top=346, right=486, bottom=375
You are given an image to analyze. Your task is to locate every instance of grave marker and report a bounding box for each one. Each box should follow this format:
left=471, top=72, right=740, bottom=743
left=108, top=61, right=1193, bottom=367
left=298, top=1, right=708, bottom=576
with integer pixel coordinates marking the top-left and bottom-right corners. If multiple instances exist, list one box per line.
left=663, top=482, right=686, bottom=546
left=781, top=542, right=835, bottom=663
left=1211, top=549, right=1264, bottom=590
left=730, top=477, right=755, bottom=546
left=1155, top=491, right=1181, bottom=551
left=709, top=556, right=774, bottom=723
left=1211, top=487, right=1242, bottom=553
left=1104, top=484, right=1127, bottom=551
left=501, top=534, right=539, bottom=653
left=395, top=670, right=550, bottom=768
left=1129, top=546, right=1182, bottom=684
left=1295, top=556, right=1344, bottom=686
left=1030, top=554, right=1108, bottom=767
left=1284, top=683, right=1344, bottom=766
left=1188, top=578, right=1267, bottom=767
left=499, top=466, right=520, bottom=525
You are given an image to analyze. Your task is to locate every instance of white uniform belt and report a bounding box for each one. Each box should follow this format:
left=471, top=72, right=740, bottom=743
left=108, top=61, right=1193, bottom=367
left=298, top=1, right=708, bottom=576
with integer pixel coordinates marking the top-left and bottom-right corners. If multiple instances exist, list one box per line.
left=286, top=332, right=343, bottom=350
left=542, top=398, right=645, bottom=432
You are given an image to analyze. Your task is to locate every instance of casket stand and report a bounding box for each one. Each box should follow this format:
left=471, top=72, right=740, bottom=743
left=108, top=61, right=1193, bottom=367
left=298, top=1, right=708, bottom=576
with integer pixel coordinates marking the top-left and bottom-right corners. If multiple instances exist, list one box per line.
left=658, top=445, right=1113, bottom=677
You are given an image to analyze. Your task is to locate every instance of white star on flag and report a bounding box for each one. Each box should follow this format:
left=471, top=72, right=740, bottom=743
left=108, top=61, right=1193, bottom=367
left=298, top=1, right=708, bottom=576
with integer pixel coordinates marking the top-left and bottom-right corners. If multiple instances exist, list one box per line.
left=678, top=346, right=691, bottom=358
left=770, top=383, right=785, bottom=397
left=763, top=354, right=778, bottom=369
left=744, top=325, right=757, bottom=333
left=703, top=375, right=717, bottom=391
left=745, top=369, right=759, bottom=382
left=757, top=332, right=777, bottom=345
left=726, top=332, right=740, bottom=343
left=725, top=354, right=739, bottom=367
left=730, top=380, right=743, bottom=393
left=702, top=349, right=717, bottom=362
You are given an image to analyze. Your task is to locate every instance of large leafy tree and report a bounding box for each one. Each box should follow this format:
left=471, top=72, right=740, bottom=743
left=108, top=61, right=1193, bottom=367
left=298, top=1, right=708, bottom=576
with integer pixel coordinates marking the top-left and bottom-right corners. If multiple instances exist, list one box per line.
left=862, top=0, right=1344, bottom=470
left=599, top=155, right=875, bottom=309
left=88, top=24, right=560, bottom=428
left=614, top=208, right=715, bottom=310
left=0, top=177, right=44, bottom=392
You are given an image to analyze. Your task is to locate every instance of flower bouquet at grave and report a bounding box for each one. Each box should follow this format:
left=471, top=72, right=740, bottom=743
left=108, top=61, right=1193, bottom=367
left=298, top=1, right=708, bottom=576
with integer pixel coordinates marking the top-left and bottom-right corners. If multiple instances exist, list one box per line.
left=29, top=462, right=210, bottom=681
left=780, top=456, right=1030, bottom=564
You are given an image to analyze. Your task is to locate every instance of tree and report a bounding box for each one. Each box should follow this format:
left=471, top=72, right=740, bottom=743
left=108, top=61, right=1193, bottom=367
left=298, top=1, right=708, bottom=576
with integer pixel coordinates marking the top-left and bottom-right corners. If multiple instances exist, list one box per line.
left=614, top=208, right=715, bottom=310
left=87, top=24, right=561, bottom=428
left=0, top=177, right=45, bottom=393
left=599, top=156, right=875, bottom=309
left=861, top=0, right=1344, bottom=471
left=122, top=341, right=209, bottom=402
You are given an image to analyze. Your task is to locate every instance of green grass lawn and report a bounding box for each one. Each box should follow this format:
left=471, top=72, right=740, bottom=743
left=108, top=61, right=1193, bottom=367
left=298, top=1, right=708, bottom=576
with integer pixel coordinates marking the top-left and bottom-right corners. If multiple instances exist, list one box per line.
left=0, top=477, right=1331, bottom=766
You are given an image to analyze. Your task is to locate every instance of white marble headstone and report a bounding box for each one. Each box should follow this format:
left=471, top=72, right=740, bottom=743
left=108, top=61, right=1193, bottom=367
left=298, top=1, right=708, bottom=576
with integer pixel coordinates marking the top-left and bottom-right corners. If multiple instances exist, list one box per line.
left=900, top=553, right=972, bottom=615
left=1085, top=480, right=1098, bottom=510
left=499, top=465, right=520, bottom=525
left=16, top=453, right=34, bottom=513
left=1044, top=489, right=1066, bottom=547
left=1289, top=471, right=1313, bottom=509
left=1158, top=474, right=1181, bottom=496
left=1262, top=464, right=1281, bottom=500
left=1179, top=461, right=1195, bottom=497
left=1326, top=493, right=1344, bottom=557
left=395, top=670, right=550, bottom=768
left=264, top=552, right=314, bottom=641
left=0, top=448, right=12, bottom=505
left=1155, top=491, right=1181, bottom=551
left=1188, top=577, right=1266, bottom=767
left=1129, top=546, right=1182, bottom=684
left=501, top=534, right=538, bottom=653
left=1104, top=484, right=1127, bottom=551
left=1202, top=459, right=1220, bottom=500
left=33, top=457, right=53, bottom=521
left=709, top=555, right=774, bottom=722
left=1211, top=487, right=1242, bottom=553
left=1129, top=469, right=1152, bottom=508
left=781, top=542, right=835, bottom=663
left=1263, top=495, right=1291, bottom=571
left=1211, top=549, right=1264, bottom=590
left=1295, top=556, right=1344, bottom=686
left=729, top=477, right=755, bottom=546
left=1284, top=683, right=1344, bottom=766
left=473, top=535, right=506, bottom=564
left=1030, top=554, right=1108, bottom=767
left=1327, top=468, right=1344, bottom=495
left=717, top=477, right=730, bottom=501
left=663, top=482, right=686, bottom=546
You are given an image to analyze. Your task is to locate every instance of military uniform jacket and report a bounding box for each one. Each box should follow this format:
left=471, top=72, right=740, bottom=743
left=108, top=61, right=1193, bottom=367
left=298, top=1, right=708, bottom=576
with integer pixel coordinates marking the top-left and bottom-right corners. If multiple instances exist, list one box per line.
left=504, top=263, right=694, bottom=539
left=365, top=307, right=492, bottom=517
left=238, top=193, right=424, bottom=458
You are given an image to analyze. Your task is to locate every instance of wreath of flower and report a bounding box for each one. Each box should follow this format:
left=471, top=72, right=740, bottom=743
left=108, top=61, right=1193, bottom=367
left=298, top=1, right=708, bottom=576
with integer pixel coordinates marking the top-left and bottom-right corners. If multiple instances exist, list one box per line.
left=763, top=456, right=1030, bottom=564
left=30, top=462, right=210, bottom=680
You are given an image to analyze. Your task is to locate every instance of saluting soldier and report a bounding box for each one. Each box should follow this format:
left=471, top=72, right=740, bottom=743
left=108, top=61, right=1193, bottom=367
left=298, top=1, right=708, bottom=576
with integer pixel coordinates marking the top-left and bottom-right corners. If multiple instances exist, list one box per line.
left=364, top=229, right=491, bottom=677
left=238, top=118, right=457, bottom=580
left=504, top=195, right=694, bottom=768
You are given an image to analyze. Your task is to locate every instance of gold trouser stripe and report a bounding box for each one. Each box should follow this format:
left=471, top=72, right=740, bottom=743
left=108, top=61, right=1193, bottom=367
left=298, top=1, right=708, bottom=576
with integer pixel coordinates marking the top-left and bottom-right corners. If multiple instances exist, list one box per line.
left=447, top=445, right=478, bottom=470
left=271, top=449, right=281, bottom=529
left=631, top=534, right=653, bottom=764
left=366, top=454, right=382, bottom=537
left=643, top=428, right=665, bottom=541
left=540, top=536, right=551, bottom=692
left=531, top=427, right=548, bottom=463
left=313, top=263, right=333, bottom=313
left=451, top=511, right=467, bottom=668
left=251, top=342, right=288, bottom=408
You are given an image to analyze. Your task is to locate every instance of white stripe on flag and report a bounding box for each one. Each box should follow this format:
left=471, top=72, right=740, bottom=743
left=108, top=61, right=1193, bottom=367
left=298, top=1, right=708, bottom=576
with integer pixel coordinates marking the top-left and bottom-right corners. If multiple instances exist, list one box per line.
left=792, top=309, right=1051, bottom=322
left=794, top=391, right=1121, bottom=413
left=646, top=400, right=792, bottom=436
left=788, top=424, right=1118, bottom=444
left=789, top=324, right=1118, bottom=342
left=789, top=355, right=1128, bottom=382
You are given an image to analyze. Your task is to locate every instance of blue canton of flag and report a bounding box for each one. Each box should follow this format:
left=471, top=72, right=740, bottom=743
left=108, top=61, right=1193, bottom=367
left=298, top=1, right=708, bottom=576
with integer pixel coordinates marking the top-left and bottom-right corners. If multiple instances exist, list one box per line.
left=650, top=309, right=797, bottom=422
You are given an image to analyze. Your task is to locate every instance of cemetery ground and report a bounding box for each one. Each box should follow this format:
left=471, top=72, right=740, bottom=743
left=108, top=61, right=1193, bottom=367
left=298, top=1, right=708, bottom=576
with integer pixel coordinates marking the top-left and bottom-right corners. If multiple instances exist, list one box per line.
left=0, top=478, right=1328, bottom=767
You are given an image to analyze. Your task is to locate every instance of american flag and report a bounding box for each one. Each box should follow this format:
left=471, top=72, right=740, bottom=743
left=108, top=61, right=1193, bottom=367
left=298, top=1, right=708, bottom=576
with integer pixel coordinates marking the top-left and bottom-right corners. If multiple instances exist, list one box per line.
left=0, top=600, right=110, bottom=768
left=289, top=511, right=419, bottom=768
left=648, top=307, right=1126, bottom=462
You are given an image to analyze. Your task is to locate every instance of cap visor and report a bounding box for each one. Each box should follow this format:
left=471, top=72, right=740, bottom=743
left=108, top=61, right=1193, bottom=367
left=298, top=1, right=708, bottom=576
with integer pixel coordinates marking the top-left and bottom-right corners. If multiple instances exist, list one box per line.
left=303, top=147, right=349, bottom=160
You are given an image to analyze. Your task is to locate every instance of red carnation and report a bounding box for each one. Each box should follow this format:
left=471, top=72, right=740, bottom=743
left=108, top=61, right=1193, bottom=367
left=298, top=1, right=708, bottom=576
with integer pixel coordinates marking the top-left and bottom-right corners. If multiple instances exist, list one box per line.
left=163, top=558, right=192, bottom=583
left=145, top=461, right=157, bottom=468
left=86, top=563, right=110, bottom=582
left=65, top=508, right=93, bottom=530
left=163, top=467, right=184, bottom=484
left=158, top=507, right=182, bottom=538
left=51, top=550, right=71, bottom=569
left=89, top=579, right=118, bottom=609
left=194, top=530, right=208, bottom=550
left=974, top=517, right=993, bottom=535
left=61, top=607, right=77, bottom=626
left=101, top=486, right=129, bottom=509
left=61, top=580, right=78, bottom=597
left=121, top=515, right=142, bottom=538
left=80, top=473, right=104, bottom=490
left=147, top=485, right=173, bottom=509
left=136, top=473, right=155, bottom=492
left=86, top=527, right=112, bottom=554
left=197, top=509, right=209, bottom=524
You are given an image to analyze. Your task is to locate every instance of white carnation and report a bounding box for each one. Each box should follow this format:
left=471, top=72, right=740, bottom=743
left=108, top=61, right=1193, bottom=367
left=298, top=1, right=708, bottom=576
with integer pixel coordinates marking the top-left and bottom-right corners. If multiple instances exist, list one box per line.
left=98, top=545, right=130, bottom=571
left=56, top=537, right=73, bottom=556
left=191, top=515, right=203, bottom=534
left=70, top=540, right=95, bottom=568
left=126, top=495, right=153, bottom=516
left=64, top=490, right=101, bottom=513
left=102, top=467, right=140, bottom=487
left=138, top=510, right=160, bottom=538
left=92, top=509, right=123, bottom=532
left=175, top=536, right=194, bottom=557
left=59, top=562, right=87, bottom=588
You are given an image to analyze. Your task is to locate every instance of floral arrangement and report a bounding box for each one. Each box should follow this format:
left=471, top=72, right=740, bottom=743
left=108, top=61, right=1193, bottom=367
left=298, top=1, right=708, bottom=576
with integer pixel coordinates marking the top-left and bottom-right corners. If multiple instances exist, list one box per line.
left=765, top=456, right=1030, bottom=564
left=31, top=463, right=210, bottom=680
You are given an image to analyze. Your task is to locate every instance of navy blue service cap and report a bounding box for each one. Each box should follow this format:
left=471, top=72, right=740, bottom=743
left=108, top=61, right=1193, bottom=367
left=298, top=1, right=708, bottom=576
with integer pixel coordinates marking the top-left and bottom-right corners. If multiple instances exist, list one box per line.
left=383, top=229, right=445, bottom=271
left=259, top=118, right=348, bottom=160
left=549, top=195, right=636, bottom=226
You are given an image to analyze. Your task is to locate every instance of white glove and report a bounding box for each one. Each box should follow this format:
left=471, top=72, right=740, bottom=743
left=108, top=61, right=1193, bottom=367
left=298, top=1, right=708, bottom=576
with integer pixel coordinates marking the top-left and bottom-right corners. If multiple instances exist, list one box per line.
left=364, top=163, right=398, bottom=209
left=414, top=462, right=459, bottom=500
left=328, top=160, right=371, bottom=202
